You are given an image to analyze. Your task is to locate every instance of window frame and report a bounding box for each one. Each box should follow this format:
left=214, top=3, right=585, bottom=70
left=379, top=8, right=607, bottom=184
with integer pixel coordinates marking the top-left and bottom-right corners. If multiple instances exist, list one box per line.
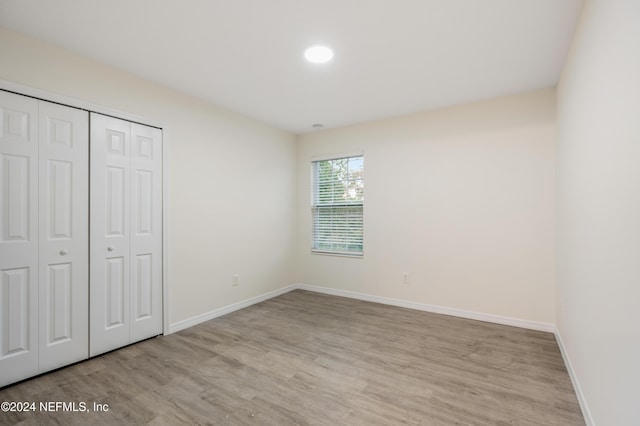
left=310, top=153, right=364, bottom=257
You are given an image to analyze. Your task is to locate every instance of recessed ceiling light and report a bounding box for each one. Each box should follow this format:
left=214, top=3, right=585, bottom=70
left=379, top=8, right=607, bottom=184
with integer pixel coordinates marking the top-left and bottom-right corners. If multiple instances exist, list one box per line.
left=304, top=45, right=334, bottom=64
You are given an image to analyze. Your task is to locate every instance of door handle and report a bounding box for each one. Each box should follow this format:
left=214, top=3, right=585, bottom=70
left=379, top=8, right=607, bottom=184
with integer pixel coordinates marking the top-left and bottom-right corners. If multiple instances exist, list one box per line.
left=59, top=249, right=69, bottom=256
left=107, top=246, right=115, bottom=252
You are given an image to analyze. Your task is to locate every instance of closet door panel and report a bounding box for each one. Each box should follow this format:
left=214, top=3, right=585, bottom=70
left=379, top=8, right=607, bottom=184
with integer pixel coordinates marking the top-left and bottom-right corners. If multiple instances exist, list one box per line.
left=0, top=91, right=39, bottom=387
left=130, top=124, right=162, bottom=342
left=90, top=113, right=131, bottom=357
left=38, top=101, right=88, bottom=373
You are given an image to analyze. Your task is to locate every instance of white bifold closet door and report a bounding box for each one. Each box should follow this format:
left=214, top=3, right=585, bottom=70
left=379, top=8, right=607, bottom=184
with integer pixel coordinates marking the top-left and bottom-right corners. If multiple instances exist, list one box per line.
left=90, top=113, right=162, bottom=357
left=38, top=102, right=89, bottom=373
left=0, top=91, right=88, bottom=387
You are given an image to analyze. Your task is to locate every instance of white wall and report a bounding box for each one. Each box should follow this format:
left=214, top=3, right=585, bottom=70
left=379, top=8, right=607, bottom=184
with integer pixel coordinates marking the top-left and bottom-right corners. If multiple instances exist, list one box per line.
left=556, top=0, right=640, bottom=424
left=0, top=27, right=297, bottom=326
left=296, top=90, right=557, bottom=324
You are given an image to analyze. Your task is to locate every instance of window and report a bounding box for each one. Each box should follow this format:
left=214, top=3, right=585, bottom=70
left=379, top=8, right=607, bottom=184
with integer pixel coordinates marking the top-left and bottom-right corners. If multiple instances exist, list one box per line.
left=311, top=155, right=364, bottom=256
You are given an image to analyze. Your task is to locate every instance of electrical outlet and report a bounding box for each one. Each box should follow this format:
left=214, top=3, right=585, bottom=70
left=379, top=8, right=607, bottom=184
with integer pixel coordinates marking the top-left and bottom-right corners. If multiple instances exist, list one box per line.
left=403, top=273, right=410, bottom=284
left=232, top=274, right=239, bottom=286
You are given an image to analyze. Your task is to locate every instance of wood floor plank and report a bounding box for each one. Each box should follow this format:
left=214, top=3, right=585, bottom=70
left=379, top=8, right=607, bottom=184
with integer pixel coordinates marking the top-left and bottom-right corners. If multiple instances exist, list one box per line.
left=0, top=290, right=584, bottom=425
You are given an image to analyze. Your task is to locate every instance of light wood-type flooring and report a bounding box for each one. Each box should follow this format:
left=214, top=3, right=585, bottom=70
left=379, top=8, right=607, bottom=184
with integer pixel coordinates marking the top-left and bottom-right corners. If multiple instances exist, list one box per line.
left=0, top=290, right=584, bottom=425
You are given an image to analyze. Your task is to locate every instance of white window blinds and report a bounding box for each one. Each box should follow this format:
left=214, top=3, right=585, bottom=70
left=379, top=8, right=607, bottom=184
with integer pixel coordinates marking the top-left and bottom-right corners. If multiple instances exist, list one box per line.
left=311, top=155, right=364, bottom=256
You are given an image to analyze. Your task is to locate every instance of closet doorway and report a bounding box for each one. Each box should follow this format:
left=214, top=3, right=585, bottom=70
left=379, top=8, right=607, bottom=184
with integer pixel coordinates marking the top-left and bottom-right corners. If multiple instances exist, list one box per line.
left=0, top=88, right=165, bottom=387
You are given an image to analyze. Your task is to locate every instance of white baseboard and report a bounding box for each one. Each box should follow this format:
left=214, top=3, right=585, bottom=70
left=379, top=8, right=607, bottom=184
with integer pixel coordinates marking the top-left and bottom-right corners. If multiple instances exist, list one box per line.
left=296, top=283, right=556, bottom=333
left=555, top=329, right=595, bottom=426
left=168, top=284, right=297, bottom=334
left=170, top=282, right=556, bottom=335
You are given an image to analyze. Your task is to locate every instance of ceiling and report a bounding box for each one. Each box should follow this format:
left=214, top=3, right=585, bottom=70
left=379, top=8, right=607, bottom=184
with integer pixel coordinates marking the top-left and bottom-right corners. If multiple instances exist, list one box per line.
left=0, top=0, right=583, bottom=134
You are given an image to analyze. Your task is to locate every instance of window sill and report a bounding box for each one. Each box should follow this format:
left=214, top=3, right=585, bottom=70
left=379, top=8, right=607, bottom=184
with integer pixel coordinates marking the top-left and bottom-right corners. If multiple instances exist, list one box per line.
left=311, top=250, right=363, bottom=259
